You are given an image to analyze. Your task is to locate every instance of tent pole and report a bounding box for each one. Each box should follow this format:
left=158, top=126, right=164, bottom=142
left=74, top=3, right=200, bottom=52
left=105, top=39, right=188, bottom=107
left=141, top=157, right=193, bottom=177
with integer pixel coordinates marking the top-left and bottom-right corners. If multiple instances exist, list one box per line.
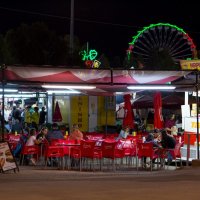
left=195, top=71, right=199, bottom=159
left=1, top=64, right=6, bottom=142
left=105, top=97, right=108, bottom=136
left=46, top=93, right=48, bottom=124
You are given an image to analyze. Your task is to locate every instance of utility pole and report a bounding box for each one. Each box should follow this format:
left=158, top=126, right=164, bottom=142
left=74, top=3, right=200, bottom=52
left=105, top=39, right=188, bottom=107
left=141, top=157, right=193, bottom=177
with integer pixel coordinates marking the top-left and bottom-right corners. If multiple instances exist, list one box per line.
left=69, top=0, right=74, bottom=55
left=0, top=64, right=6, bottom=142
left=196, top=70, right=200, bottom=159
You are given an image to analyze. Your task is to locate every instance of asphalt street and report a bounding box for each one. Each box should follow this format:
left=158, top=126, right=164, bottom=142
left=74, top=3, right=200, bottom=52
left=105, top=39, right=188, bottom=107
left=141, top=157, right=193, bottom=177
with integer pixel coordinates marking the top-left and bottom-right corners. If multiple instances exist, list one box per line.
left=0, top=165, right=200, bottom=200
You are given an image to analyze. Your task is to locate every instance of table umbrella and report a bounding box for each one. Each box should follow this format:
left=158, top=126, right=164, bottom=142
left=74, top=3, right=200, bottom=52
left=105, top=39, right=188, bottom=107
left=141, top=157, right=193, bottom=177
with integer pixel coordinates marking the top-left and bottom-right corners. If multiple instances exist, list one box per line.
left=153, top=92, right=163, bottom=129
left=53, top=101, right=63, bottom=122
left=122, top=94, right=134, bottom=129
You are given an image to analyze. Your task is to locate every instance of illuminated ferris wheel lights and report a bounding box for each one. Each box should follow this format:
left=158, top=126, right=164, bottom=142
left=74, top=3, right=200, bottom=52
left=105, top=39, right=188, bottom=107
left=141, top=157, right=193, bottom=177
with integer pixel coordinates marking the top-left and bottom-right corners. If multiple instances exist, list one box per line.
left=127, top=23, right=196, bottom=69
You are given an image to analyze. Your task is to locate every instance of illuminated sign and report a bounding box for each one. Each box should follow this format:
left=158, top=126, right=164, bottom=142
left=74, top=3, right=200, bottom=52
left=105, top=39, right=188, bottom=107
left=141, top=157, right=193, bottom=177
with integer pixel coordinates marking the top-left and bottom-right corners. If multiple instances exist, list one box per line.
left=180, top=60, right=200, bottom=70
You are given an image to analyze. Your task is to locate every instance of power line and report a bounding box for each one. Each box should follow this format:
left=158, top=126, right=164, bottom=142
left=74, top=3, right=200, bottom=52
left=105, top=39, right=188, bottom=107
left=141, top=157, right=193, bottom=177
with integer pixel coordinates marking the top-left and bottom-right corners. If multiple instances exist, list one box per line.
left=1, top=5, right=200, bottom=38
left=0, top=6, right=67, bottom=20
left=0, top=6, right=140, bottom=29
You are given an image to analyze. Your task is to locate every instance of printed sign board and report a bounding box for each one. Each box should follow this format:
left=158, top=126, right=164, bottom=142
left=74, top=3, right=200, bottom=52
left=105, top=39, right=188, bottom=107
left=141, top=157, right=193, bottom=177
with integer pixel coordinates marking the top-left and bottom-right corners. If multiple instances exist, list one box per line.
left=0, top=142, right=18, bottom=172
left=184, top=117, right=200, bottom=133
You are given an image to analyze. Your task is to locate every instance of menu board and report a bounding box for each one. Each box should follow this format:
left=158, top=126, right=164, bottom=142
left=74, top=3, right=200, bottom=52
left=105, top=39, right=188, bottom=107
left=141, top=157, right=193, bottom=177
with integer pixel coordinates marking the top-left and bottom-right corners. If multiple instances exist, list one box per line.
left=0, top=142, right=18, bottom=172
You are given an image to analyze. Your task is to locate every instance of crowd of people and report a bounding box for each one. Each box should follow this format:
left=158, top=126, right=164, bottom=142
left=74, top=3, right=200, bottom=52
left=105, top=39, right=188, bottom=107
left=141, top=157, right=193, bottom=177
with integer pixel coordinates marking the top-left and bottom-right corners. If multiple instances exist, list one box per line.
left=0, top=104, right=47, bottom=134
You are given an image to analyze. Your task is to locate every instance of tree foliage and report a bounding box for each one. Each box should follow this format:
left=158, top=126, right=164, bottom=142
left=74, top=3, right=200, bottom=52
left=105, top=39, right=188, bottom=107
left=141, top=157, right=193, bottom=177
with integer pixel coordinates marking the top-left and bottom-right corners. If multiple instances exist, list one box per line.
left=2, top=22, right=82, bottom=66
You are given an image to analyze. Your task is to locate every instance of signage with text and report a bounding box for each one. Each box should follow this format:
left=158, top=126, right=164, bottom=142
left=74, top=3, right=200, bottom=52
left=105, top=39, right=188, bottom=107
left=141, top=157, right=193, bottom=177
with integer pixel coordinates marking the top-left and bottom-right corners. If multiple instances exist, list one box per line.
left=184, top=117, right=200, bottom=133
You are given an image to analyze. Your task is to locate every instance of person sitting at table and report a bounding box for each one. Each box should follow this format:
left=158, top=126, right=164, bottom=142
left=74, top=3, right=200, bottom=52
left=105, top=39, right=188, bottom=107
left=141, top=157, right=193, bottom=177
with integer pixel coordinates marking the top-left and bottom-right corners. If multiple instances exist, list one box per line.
left=69, top=124, right=83, bottom=168
left=143, top=129, right=161, bottom=168
left=13, top=128, right=29, bottom=158
left=36, top=126, right=48, bottom=144
left=11, top=119, right=23, bottom=134
left=116, top=126, right=130, bottom=140
left=69, top=124, right=83, bottom=141
left=46, top=123, right=64, bottom=143
left=146, top=129, right=161, bottom=147
left=25, top=128, right=40, bottom=165
left=160, top=129, right=176, bottom=164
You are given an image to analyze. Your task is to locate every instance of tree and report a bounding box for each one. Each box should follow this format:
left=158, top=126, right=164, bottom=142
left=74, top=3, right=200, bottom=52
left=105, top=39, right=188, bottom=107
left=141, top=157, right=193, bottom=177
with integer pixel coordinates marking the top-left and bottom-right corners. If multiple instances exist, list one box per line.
left=99, top=54, right=110, bottom=68
left=3, top=22, right=81, bottom=66
left=0, top=34, right=6, bottom=64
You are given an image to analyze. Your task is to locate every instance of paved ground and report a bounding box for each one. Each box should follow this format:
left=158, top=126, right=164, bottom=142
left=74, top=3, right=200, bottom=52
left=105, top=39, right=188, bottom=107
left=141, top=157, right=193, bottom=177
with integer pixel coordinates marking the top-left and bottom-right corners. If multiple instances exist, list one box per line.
left=0, top=165, right=200, bottom=200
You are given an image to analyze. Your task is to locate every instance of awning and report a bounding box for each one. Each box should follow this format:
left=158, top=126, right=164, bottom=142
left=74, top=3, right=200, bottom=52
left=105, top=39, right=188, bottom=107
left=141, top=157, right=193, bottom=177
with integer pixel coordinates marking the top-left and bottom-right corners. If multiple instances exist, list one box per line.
left=0, top=65, right=194, bottom=96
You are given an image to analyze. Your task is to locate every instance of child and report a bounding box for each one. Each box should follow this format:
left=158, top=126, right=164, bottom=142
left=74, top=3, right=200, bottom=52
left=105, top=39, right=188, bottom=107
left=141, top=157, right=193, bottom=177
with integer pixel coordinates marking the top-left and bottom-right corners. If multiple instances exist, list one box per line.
left=25, top=128, right=39, bottom=165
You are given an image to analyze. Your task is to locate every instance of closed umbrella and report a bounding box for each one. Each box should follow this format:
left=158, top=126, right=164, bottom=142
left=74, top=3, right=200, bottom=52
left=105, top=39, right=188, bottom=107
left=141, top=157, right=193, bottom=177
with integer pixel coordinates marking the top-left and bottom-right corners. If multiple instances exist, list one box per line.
left=122, top=94, right=134, bottom=129
left=153, top=92, right=163, bottom=129
left=53, top=101, right=62, bottom=122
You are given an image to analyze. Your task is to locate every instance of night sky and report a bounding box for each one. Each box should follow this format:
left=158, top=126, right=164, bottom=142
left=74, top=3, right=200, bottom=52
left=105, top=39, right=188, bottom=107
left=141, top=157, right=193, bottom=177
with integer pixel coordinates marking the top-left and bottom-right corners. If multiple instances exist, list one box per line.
left=0, top=0, right=200, bottom=59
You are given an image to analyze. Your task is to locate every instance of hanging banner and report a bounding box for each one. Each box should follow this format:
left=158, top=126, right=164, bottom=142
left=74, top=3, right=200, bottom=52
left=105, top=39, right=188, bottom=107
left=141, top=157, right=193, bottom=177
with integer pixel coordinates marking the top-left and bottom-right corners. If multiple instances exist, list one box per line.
left=70, top=96, right=88, bottom=132
left=0, top=142, right=18, bottom=172
left=180, top=60, right=200, bottom=70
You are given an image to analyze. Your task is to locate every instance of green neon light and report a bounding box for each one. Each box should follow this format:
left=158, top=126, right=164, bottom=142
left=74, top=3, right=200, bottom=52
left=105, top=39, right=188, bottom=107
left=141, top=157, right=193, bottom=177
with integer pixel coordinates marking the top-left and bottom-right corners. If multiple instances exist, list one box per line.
left=129, top=23, right=186, bottom=46
left=80, top=49, right=98, bottom=61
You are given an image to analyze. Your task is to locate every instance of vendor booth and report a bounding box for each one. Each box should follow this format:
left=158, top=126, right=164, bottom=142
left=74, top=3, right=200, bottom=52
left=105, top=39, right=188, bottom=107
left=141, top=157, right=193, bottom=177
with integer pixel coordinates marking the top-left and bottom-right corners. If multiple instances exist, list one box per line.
left=181, top=117, right=200, bottom=161
left=1, top=65, right=200, bottom=158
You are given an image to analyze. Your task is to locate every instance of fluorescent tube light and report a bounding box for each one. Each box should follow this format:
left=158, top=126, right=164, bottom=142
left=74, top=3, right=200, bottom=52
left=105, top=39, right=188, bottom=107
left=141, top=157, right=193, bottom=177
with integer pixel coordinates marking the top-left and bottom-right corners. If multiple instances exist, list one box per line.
left=115, top=92, right=124, bottom=95
left=127, top=86, right=176, bottom=90
left=0, top=94, right=35, bottom=98
left=42, top=85, right=96, bottom=90
left=47, top=90, right=81, bottom=94
left=0, top=89, right=18, bottom=92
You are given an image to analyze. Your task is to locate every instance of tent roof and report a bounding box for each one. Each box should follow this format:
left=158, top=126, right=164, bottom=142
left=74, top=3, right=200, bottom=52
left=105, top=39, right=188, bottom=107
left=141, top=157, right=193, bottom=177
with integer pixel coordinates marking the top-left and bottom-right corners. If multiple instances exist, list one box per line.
left=132, top=92, right=197, bottom=109
left=1, top=65, right=195, bottom=96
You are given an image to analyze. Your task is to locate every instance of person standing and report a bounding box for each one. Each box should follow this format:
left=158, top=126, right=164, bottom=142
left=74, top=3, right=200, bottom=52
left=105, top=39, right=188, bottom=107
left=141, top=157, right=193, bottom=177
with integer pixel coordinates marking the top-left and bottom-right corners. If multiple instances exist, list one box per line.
left=31, top=107, right=39, bottom=130
left=39, top=107, right=47, bottom=127
left=165, top=114, right=176, bottom=135
left=24, top=106, right=32, bottom=127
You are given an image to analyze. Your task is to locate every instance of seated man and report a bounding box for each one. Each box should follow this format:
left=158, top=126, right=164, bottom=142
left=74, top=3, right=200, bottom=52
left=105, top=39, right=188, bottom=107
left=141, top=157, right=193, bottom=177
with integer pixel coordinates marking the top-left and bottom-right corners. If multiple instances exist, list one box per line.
left=145, top=129, right=161, bottom=147
left=160, top=129, right=176, bottom=164
left=143, top=129, right=161, bottom=168
left=46, top=123, right=64, bottom=143
left=46, top=123, right=64, bottom=166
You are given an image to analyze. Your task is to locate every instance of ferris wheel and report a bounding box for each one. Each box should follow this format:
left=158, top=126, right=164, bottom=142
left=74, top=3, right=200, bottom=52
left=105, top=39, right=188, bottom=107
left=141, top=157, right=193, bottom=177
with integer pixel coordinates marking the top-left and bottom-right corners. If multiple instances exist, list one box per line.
left=127, top=23, right=196, bottom=70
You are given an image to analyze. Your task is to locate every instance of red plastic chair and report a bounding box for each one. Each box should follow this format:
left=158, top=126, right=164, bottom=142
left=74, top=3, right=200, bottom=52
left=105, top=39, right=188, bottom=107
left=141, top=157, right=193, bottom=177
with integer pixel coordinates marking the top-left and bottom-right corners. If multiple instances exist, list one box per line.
left=20, top=145, right=39, bottom=165
left=70, top=144, right=81, bottom=170
left=137, top=142, right=159, bottom=171
left=80, top=140, right=102, bottom=171
left=167, top=141, right=184, bottom=168
left=50, top=138, right=78, bottom=169
left=101, top=141, right=125, bottom=171
left=43, top=139, right=65, bottom=169
left=8, top=134, right=21, bottom=151
left=128, top=140, right=138, bottom=167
